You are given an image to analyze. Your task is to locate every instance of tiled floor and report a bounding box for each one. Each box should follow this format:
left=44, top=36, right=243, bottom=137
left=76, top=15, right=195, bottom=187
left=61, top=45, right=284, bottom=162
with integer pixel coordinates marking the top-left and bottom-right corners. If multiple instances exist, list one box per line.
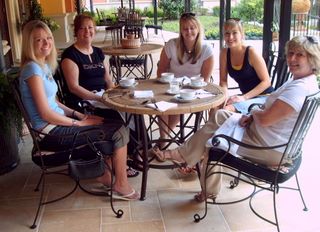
left=1, top=30, right=320, bottom=232
left=0, top=111, right=319, bottom=232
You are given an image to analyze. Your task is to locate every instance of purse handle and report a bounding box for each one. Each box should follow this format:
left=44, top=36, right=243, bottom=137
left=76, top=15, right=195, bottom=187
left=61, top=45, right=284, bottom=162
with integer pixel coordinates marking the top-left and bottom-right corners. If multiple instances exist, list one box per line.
left=69, top=128, right=106, bottom=160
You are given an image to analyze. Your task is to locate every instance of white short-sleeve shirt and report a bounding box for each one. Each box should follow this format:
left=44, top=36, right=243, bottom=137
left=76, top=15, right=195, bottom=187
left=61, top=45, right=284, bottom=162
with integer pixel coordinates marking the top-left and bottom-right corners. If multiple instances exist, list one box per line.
left=252, top=75, right=319, bottom=150
left=164, top=38, right=214, bottom=77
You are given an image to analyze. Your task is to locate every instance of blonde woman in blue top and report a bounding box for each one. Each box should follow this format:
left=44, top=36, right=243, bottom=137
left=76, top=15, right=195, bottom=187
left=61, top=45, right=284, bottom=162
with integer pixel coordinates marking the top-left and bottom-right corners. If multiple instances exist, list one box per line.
left=19, top=20, right=139, bottom=200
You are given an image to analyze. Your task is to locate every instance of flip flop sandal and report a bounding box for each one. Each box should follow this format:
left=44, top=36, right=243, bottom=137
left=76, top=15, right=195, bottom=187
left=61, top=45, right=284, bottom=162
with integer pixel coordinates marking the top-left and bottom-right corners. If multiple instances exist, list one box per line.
left=177, top=166, right=197, bottom=175
left=110, top=189, right=140, bottom=201
left=127, top=167, right=139, bottom=178
left=90, top=184, right=111, bottom=194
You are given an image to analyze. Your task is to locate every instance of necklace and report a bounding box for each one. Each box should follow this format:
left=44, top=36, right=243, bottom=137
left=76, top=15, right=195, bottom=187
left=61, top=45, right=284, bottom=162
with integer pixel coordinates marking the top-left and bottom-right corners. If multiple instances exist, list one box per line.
left=186, top=50, right=192, bottom=54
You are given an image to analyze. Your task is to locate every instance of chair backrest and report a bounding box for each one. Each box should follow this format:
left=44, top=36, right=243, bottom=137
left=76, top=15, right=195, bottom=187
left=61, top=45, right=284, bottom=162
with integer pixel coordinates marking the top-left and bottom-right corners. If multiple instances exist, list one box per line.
left=268, top=57, right=292, bottom=90
left=266, top=43, right=292, bottom=90
left=284, top=91, right=320, bottom=160
left=53, top=65, right=69, bottom=104
left=106, top=24, right=124, bottom=47
left=10, top=77, right=41, bottom=145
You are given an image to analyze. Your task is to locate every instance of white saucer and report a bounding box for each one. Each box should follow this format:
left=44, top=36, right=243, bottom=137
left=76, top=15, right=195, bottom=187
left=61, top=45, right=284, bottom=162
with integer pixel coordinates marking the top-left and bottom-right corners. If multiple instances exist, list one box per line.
left=174, top=94, right=196, bottom=103
left=188, top=82, right=207, bottom=89
left=158, top=78, right=172, bottom=84
left=166, top=89, right=180, bottom=95
left=120, top=82, right=138, bottom=88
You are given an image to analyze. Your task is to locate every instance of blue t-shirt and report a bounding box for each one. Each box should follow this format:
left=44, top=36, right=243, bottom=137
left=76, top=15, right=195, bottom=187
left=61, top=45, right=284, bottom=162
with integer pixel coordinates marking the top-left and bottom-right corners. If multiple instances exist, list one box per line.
left=20, top=62, right=64, bottom=130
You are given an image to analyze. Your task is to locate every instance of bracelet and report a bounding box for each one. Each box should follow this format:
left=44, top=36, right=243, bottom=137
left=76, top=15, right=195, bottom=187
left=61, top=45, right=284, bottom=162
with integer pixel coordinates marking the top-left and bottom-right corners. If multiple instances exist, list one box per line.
left=72, top=110, right=76, bottom=118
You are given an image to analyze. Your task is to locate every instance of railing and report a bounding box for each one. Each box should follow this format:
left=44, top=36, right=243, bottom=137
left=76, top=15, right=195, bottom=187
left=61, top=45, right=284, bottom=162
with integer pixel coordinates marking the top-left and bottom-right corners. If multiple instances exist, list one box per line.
left=292, top=1, right=320, bottom=37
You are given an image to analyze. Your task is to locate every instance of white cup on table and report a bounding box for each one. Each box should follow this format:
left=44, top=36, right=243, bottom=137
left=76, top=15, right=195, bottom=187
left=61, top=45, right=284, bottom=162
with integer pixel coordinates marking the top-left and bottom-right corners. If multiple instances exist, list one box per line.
left=160, top=72, right=174, bottom=82
left=180, top=89, right=196, bottom=100
left=190, top=76, right=204, bottom=86
left=119, top=77, right=135, bottom=87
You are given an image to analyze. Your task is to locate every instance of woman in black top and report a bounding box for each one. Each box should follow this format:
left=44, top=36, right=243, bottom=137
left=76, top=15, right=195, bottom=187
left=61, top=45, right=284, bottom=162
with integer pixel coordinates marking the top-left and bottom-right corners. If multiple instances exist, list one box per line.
left=61, top=14, right=139, bottom=178
left=220, top=18, right=273, bottom=114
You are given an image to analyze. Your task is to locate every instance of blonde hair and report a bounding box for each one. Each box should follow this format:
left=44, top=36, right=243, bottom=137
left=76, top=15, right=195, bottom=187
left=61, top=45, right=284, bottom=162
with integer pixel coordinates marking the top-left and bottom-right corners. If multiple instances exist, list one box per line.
left=223, top=18, right=245, bottom=44
left=21, top=20, right=58, bottom=72
left=285, top=36, right=320, bottom=75
left=177, top=13, right=204, bottom=65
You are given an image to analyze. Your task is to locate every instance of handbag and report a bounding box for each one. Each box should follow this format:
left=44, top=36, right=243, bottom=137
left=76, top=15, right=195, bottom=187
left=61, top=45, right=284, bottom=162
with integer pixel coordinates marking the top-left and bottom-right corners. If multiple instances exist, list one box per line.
left=68, top=136, right=106, bottom=181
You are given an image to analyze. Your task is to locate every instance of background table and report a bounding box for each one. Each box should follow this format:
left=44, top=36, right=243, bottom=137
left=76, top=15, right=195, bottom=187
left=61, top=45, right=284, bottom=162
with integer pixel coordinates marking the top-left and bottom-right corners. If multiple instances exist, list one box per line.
left=102, top=79, right=226, bottom=199
left=103, top=43, right=163, bottom=82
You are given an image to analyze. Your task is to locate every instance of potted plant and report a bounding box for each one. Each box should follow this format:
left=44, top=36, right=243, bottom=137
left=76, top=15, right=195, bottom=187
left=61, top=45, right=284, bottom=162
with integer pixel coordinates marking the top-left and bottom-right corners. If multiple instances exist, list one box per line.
left=24, top=0, right=60, bottom=31
left=0, top=69, right=22, bottom=174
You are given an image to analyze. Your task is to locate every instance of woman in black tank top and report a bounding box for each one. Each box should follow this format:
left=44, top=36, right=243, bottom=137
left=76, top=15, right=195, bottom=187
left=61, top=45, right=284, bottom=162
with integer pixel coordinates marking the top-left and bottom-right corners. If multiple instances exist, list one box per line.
left=219, top=18, right=273, bottom=114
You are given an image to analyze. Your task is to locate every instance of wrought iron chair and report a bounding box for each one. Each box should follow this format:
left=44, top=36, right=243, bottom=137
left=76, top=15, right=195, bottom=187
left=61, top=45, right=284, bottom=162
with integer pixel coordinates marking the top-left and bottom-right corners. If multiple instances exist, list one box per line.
left=109, top=30, right=153, bottom=83
left=194, top=91, right=320, bottom=232
left=11, top=77, right=123, bottom=229
left=145, top=24, right=165, bottom=43
left=266, top=42, right=293, bottom=90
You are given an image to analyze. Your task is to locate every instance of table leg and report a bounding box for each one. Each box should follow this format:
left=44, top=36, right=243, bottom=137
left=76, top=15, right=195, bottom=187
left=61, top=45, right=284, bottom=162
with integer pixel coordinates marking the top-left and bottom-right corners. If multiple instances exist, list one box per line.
left=136, top=114, right=149, bottom=200
left=133, top=111, right=204, bottom=200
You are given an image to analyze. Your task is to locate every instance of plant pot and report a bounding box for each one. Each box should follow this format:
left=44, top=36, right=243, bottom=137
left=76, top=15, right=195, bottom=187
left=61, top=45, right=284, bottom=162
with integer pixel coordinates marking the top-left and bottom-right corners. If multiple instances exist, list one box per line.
left=0, top=121, right=20, bottom=175
left=292, top=0, right=311, bottom=13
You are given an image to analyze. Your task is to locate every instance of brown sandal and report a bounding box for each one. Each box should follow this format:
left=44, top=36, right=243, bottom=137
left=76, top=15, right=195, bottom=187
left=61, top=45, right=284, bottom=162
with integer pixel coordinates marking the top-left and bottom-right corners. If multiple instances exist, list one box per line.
left=148, top=147, right=187, bottom=167
left=177, top=166, right=197, bottom=175
left=194, top=192, right=216, bottom=203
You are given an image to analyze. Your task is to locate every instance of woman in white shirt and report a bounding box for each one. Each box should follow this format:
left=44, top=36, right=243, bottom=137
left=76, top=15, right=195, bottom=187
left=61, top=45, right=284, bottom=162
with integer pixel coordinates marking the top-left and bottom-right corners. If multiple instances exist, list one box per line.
left=156, top=12, right=214, bottom=150
left=152, top=35, right=320, bottom=202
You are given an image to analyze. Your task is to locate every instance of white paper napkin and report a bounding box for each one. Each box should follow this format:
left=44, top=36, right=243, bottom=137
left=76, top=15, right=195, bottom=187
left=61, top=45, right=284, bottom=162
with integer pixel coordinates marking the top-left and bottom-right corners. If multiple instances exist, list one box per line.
left=134, top=90, right=154, bottom=98
left=86, top=90, right=136, bottom=130
left=206, top=113, right=244, bottom=156
left=146, top=101, right=178, bottom=112
left=195, top=89, right=216, bottom=99
left=85, top=90, right=109, bottom=109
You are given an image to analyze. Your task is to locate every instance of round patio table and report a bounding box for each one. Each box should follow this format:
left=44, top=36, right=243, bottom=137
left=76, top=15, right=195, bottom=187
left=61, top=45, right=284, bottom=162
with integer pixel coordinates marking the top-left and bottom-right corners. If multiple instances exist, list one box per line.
left=102, top=79, right=226, bottom=199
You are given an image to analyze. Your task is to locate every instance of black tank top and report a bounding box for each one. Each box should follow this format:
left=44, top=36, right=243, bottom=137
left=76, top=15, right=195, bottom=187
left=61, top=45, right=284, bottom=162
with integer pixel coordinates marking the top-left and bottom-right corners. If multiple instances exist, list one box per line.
left=227, top=46, right=273, bottom=94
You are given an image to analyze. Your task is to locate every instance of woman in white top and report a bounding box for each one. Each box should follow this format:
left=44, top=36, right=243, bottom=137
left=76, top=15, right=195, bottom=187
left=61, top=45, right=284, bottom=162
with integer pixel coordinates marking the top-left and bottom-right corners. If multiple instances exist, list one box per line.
left=156, top=12, right=214, bottom=149
left=152, top=35, right=320, bottom=202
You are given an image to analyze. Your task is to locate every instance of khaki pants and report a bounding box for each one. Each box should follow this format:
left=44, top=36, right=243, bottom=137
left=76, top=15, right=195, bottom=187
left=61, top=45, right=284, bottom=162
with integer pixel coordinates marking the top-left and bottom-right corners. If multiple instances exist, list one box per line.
left=177, top=109, right=283, bottom=197
left=178, top=109, right=234, bottom=196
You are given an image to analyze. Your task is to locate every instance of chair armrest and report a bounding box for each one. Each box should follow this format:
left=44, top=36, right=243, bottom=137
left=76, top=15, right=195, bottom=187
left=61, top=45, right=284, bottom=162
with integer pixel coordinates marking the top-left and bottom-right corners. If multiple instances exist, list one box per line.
left=248, top=103, right=264, bottom=112
left=212, top=134, right=287, bottom=152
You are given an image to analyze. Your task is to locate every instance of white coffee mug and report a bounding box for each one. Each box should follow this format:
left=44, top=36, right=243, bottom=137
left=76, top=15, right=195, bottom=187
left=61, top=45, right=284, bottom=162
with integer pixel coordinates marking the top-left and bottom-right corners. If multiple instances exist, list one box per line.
left=190, top=76, right=204, bottom=86
left=161, top=72, right=174, bottom=82
left=119, top=77, right=135, bottom=87
left=180, top=89, right=196, bottom=100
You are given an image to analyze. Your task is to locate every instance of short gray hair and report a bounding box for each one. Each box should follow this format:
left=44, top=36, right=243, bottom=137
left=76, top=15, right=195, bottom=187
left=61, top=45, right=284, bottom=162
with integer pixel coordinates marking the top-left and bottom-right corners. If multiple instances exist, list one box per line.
left=285, top=36, right=320, bottom=75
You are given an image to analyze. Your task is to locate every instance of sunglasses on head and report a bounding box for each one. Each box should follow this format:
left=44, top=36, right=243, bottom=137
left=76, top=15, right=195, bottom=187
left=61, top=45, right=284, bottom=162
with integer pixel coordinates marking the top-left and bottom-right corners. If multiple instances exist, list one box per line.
left=181, top=12, right=196, bottom=18
left=305, top=35, right=319, bottom=44
left=226, top=17, right=242, bottom=23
